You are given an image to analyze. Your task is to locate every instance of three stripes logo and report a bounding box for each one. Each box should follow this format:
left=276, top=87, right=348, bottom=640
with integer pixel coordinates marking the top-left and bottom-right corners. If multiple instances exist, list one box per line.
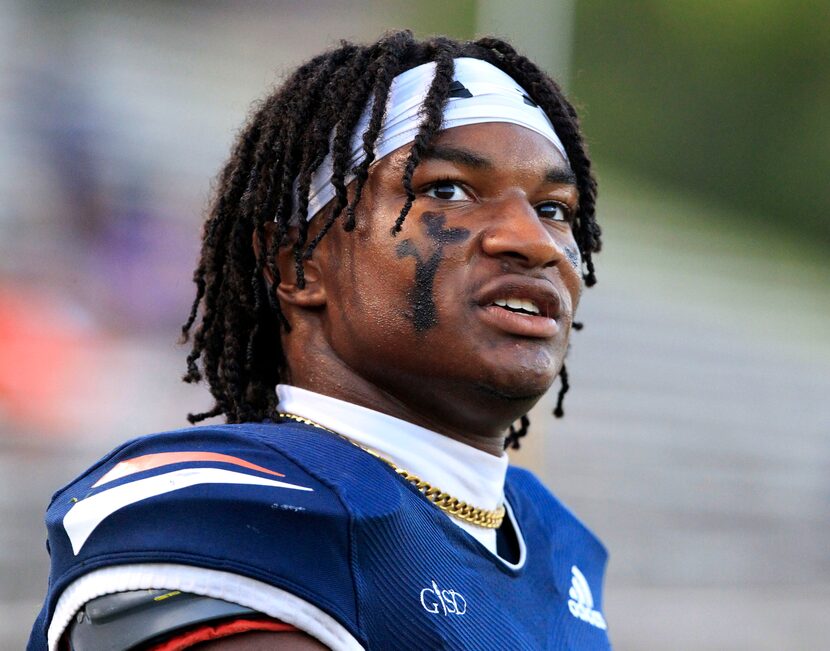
left=567, top=565, right=607, bottom=630
left=63, top=451, right=313, bottom=555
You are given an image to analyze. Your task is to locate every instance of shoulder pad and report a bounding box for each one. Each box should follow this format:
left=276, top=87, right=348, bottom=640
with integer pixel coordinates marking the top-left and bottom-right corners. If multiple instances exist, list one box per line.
left=38, top=423, right=362, bottom=647
left=68, top=590, right=257, bottom=650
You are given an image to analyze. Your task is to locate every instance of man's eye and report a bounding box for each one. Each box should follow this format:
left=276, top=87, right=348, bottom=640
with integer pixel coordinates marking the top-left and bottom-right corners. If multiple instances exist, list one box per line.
left=425, top=182, right=471, bottom=201
left=536, top=202, right=570, bottom=222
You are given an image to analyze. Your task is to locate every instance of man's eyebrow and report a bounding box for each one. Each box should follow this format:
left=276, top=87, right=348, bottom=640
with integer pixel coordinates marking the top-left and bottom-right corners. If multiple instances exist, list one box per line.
left=424, top=144, right=578, bottom=186
left=545, top=168, right=577, bottom=186
left=422, top=145, right=494, bottom=170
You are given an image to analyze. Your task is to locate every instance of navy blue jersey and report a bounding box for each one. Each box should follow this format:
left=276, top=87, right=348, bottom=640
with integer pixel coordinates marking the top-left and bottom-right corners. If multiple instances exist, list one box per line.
left=29, top=420, right=611, bottom=650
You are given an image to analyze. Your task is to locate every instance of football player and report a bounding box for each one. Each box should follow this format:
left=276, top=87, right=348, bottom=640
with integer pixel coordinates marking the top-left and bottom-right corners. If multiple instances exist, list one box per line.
left=29, top=31, right=608, bottom=650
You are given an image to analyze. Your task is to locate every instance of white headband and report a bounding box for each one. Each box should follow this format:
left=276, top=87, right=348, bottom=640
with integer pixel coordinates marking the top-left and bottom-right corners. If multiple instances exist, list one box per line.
left=301, top=57, right=568, bottom=220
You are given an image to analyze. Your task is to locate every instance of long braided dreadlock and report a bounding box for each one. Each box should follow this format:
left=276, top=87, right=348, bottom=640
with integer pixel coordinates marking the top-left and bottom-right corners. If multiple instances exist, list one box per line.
left=181, top=31, right=601, bottom=449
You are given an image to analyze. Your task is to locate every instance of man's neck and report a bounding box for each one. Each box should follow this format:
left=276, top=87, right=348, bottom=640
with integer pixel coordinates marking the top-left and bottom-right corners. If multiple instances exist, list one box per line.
left=276, top=384, right=512, bottom=556
left=289, top=370, right=524, bottom=457
left=282, top=323, right=542, bottom=457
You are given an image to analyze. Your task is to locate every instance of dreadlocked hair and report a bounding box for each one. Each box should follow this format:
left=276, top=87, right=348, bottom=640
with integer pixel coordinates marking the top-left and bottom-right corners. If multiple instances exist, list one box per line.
left=181, top=31, right=601, bottom=440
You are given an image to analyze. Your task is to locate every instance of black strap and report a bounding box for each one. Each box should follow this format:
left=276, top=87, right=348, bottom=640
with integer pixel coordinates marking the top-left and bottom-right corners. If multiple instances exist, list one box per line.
left=67, top=589, right=258, bottom=650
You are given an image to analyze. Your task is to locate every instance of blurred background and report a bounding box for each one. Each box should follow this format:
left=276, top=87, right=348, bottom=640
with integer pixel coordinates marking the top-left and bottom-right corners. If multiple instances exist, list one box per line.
left=1, top=1, right=827, bottom=649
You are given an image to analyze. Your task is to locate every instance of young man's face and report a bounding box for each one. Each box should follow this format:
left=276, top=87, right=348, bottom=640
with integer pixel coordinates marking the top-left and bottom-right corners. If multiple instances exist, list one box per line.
left=308, top=122, right=582, bottom=431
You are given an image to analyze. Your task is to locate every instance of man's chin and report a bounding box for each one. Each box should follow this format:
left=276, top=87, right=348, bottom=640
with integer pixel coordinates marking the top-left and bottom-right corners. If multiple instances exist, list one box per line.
left=472, top=357, right=561, bottom=404
left=473, top=381, right=551, bottom=404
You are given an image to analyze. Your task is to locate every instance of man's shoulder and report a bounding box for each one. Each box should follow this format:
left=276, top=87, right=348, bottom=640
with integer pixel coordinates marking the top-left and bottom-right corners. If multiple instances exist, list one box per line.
left=506, top=464, right=609, bottom=560
left=31, top=422, right=370, bottom=651
left=504, top=463, right=559, bottom=506
left=44, top=419, right=410, bottom=567
left=51, top=421, right=349, bottom=508
left=60, top=421, right=312, bottom=474
left=45, top=421, right=361, bottom=588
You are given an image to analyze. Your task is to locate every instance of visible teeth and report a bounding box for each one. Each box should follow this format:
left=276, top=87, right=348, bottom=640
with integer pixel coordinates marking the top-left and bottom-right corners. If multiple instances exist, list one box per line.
left=521, top=299, right=540, bottom=314
left=493, top=297, right=540, bottom=315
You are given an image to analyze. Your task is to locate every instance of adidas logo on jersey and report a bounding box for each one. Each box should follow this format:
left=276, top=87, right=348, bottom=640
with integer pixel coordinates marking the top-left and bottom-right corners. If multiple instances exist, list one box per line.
left=567, top=565, right=607, bottom=630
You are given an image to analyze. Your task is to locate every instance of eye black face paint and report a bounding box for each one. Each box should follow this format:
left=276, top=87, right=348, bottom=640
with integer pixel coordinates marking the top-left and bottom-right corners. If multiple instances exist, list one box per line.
left=395, top=212, right=470, bottom=331
left=564, top=245, right=581, bottom=270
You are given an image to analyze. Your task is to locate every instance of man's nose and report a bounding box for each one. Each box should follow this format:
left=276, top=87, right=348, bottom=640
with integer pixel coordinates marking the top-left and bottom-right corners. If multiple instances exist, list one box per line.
left=479, top=195, right=565, bottom=269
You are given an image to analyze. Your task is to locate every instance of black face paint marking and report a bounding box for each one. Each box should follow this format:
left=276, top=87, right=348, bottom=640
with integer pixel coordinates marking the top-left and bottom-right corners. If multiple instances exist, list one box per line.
left=395, top=212, right=470, bottom=331
left=564, top=245, right=581, bottom=270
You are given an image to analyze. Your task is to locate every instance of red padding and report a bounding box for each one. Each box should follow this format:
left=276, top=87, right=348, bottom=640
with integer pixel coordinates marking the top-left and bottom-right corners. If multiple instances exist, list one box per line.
left=148, top=617, right=298, bottom=650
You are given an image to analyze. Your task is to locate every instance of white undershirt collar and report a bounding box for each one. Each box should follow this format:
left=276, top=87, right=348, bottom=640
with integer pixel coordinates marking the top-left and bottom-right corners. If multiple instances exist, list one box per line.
left=276, top=384, right=509, bottom=552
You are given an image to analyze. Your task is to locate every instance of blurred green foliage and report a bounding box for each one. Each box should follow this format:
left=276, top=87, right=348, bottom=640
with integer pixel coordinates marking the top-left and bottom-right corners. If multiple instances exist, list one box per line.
left=571, top=1, right=830, bottom=246
left=394, top=0, right=477, bottom=41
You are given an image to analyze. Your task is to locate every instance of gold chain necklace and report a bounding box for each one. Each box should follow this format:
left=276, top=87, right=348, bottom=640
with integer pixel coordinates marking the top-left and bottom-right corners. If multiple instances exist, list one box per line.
left=278, top=412, right=506, bottom=529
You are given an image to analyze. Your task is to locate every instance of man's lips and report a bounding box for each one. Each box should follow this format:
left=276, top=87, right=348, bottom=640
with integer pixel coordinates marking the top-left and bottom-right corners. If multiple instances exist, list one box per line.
left=474, top=277, right=563, bottom=338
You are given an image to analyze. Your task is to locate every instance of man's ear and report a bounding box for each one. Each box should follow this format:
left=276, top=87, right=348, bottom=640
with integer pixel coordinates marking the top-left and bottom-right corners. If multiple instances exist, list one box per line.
left=253, top=223, right=327, bottom=308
